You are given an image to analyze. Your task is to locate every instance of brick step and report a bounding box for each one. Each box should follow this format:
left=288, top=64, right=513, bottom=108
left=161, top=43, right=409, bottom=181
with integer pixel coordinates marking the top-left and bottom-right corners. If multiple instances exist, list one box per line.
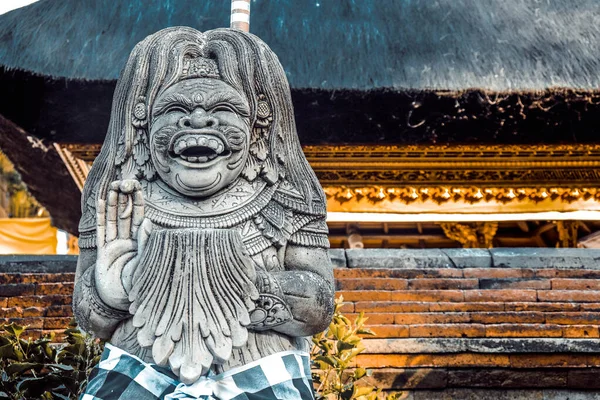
left=0, top=283, right=74, bottom=296
left=334, top=268, right=600, bottom=279
left=337, top=289, right=600, bottom=302
left=362, top=324, right=599, bottom=338
left=359, top=368, right=600, bottom=390
left=355, top=353, right=600, bottom=368
left=0, top=273, right=75, bottom=284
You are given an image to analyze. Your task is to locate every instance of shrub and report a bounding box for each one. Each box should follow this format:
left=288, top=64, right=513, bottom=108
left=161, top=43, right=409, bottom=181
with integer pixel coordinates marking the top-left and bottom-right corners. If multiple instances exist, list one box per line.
left=1, top=297, right=397, bottom=399
left=311, top=297, right=402, bottom=400
left=0, top=322, right=103, bottom=399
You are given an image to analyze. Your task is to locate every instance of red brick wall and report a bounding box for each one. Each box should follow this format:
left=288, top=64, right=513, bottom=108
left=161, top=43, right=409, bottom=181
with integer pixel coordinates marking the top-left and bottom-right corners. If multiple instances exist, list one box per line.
left=2, top=251, right=600, bottom=392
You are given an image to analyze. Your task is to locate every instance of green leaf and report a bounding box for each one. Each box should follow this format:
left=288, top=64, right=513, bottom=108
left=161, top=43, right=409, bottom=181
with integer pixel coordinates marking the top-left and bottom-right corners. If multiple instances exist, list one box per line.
left=5, top=362, right=44, bottom=375
left=2, top=324, right=25, bottom=339
left=314, top=355, right=338, bottom=367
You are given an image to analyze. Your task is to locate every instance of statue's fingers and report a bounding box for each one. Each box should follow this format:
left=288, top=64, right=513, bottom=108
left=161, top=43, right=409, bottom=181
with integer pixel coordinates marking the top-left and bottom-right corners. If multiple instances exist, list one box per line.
left=106, top=188, right=119, bottom=242
left=119, top=179, right=140, bottom=194
left=118, top=192, right=132, bottom=240
left=96, top=199, right=106, bottom=248
left=130, top=186, right=145, bottom=238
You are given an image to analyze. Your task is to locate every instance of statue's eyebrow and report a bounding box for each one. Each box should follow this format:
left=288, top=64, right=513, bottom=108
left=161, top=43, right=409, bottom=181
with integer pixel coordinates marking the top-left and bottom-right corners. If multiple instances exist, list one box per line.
left=204, top=91, right=250, bottom=117
left=153, top=94, right=195, bottom=116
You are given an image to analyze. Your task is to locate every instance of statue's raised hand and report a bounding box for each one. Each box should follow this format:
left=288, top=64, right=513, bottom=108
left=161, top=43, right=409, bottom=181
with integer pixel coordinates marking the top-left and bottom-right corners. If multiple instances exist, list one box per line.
left=95, top=180, right=151, bottom=311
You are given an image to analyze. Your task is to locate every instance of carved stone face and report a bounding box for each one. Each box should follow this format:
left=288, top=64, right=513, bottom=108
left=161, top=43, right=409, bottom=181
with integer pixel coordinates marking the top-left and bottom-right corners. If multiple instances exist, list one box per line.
left=150, top=78, right=251, bottom=197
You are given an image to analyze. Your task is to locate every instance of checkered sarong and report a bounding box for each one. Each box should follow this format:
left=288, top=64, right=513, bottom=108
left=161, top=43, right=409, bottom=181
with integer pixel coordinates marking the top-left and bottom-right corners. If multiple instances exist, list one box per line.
left=81, top=343, right=316, bottom=400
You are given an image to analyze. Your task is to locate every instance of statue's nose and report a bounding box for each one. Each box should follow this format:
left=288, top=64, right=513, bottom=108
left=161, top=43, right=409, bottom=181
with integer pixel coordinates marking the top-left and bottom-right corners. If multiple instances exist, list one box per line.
left=179, top=110, right=218, bottom=129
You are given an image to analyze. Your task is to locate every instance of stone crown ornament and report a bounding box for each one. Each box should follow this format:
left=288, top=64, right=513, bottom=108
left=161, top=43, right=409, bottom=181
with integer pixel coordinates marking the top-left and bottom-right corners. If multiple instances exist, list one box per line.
left=182, top=56, right=220, bottom=79
left=73, top=26, right=334, bottom=389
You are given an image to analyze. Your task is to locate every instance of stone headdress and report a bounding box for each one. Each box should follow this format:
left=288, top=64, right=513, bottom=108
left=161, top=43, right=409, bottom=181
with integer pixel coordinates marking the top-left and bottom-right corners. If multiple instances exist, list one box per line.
left=79, top=27, right=327, bottom=248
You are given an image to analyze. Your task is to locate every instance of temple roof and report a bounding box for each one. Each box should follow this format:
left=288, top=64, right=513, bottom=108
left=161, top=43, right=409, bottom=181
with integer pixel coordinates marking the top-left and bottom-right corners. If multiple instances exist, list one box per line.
left=1, top=0, right=599, bottom=91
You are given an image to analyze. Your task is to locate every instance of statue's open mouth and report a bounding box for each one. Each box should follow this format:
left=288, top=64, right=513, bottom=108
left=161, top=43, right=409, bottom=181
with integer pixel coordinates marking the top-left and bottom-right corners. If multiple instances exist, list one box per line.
left=169, top=130, right=230, bottom=164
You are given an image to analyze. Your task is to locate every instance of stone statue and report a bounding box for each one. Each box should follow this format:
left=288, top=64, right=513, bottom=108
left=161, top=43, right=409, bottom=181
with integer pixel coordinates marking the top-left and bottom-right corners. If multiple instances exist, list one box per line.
left=73, top=27, right=333, bottom=397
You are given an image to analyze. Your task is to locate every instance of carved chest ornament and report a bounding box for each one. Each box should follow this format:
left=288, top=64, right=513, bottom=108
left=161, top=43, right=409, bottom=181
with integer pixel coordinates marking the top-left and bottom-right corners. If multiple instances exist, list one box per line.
left=73, top=27, right=333, bottom=385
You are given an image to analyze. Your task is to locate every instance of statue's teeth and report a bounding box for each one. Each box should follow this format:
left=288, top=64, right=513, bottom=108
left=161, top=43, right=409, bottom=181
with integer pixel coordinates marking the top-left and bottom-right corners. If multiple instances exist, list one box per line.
left=197, top=156, right=208, bottom=162
left=198, top=137, right=208, bottom=146
left=175, top=141, right=186, bottom=154
left=188, top=156, right=198, bottom=162
left=216, top=144, right=224, bottom=154
left=207, top=139, right=219, bottom=150
left=186, top=137, right=198, bottom=147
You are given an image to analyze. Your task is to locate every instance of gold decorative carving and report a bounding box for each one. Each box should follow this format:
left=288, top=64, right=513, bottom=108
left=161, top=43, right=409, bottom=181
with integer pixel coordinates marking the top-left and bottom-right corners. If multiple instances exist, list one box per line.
left=323, top=186, right=600, bottom=205
left=53, top=144, right=91, bottom=191
left=440, top=222, right=498, bottom=248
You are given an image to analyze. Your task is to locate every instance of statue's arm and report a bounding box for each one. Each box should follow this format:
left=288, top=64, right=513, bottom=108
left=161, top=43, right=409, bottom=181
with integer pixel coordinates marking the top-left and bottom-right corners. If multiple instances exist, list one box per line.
left=72, top=248, right=130, bottom=339
left=264, top=244, right=334, bottom=337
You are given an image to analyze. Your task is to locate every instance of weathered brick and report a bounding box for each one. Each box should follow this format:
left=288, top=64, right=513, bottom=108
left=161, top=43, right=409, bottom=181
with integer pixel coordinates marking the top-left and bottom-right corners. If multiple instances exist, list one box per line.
left=35, top=283, right=74, bottom=296
left=408, top=278, right=478, bottom=290
left=0, top=307, right=22, bottom=318
left=390, top=290, right=464, bottom=302
left=366, top=325, right=410, bottom=338
left=355, top=354, right=436, bottom=368
left=346, top=313, right=395, bottom=325
left=364, top=368, right=447, bottom=389
left=433, top=354, right=510, bottom=368
left=0, top=298, right=6, bottom=308
left=581, top=303, right=600, bottom=311
left=0, top=283, right=36, bottom=296
left=463, top=290, right=537, bottom=302
left=538, top=290, right=600, bottom=303
left=448, top=369, right=568, bottom=388
left=0, top=274, right=23, bottom=284
left=463, top=269, right=533, bottom=279
left=429, top=302, right=505, bottom=312
left=337, top=302, right=354, bottom=313
left=485, top=324, right=563, bottom=338
left=479, top=279, right=551, bottom=290
left=409, top=324, right=486, bottom=338
left=336, top=278, right=408, bottom=291
left=470, top=312, right=545, bottom=324
left=1, top=317, right=44, bottom=329
left=43, top=317, right=72, bottom=329
left=568, top=369, right=600, bottom=389
left=545, top=312, right=599, bottom=325
left=395, top=312, right=470, bottom=325
left=510, top=354, right=588, bottom=368
left=563, top=325, right=600, bottom=338
left=45, top=305, right=73, bottom=317
left=21, top=329, right=44, bottom=339
left=355, top=301, right=429, bottom=313
left=334, top=268, right=462, bottom=279
left=551, top=279, right=600, bottom=290
left=336, top=291, right=392, bottom=301
left=7, top=295, right=71, bottom=308
left=19, top=273, right=75, bottom=284
left=535, top=269, right=600, bottom=279
left=504, top=302, right=581, bottom=312
left=21, top=307, right=45, bottom=317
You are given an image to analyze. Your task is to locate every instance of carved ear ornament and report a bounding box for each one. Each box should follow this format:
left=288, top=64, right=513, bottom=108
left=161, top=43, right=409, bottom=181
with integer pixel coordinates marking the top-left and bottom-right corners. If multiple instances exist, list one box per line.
left=132, top=97, right=148, bottom=129
left=255, top=94, right=273, bottom=128
left=182, top=55, right=220, bottom=79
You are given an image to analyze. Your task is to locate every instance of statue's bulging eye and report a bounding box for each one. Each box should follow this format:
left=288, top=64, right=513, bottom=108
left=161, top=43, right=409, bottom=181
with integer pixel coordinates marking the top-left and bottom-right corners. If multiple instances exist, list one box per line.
left=164, top=105, right=189, bottom=115
left=212, top=104, right=237, bottom=114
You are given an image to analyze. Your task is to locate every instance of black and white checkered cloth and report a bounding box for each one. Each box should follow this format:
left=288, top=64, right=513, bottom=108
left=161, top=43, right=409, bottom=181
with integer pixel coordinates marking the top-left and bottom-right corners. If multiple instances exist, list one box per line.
left=81, top=343, right=316, bottom=400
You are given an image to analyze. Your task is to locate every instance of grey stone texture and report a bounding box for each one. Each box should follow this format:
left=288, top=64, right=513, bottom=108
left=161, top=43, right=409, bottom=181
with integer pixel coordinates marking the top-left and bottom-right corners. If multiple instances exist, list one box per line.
left=72, top=27, right=334, bottom=384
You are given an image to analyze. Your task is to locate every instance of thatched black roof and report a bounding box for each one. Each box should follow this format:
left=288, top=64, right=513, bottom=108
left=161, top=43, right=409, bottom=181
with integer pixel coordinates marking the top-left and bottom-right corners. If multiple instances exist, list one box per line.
left=2, top=0, right=600, bottom=90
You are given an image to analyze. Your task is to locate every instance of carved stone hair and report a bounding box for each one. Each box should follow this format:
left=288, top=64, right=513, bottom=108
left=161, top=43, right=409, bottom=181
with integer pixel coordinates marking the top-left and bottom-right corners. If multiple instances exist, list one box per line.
left=80, top=27, right=325, bottom=237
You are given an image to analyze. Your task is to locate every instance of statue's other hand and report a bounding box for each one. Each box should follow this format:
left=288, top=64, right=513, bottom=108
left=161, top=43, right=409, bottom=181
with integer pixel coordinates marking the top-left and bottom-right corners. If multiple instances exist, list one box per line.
left=94, top=179, right=146, bottom=310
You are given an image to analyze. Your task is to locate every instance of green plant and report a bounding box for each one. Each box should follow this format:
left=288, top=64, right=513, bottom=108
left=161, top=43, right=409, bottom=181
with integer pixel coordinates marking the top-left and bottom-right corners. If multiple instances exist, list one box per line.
left=0, top=322, right=103, bottom=399
left=311, top=296, right=402, bottom=400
